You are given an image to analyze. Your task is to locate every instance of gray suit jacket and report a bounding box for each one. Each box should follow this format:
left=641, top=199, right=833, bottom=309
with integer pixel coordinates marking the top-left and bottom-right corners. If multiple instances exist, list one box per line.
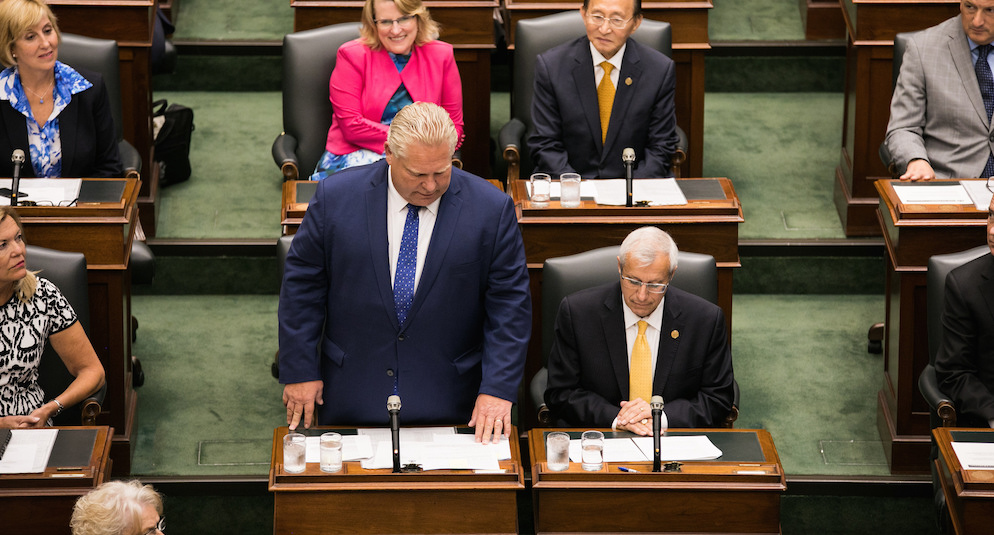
left=885, top=16, right=993, bottom=178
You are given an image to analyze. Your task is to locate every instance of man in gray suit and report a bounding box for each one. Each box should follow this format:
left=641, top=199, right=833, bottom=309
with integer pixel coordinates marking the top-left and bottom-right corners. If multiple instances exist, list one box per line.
left=885, top=1, right=994, bottom=180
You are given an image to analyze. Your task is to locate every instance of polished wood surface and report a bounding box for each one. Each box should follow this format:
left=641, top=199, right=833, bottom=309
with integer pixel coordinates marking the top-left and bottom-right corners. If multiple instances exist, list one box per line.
left=934, top=428, right=994, bottom=535
left=875, top=179, right=987, bottom=474
left=802, top=0, right=846, bottom=40
left=0, top=426, right=114, bottom=535
left=18, top=179, right=141, bottom=475
left=48, top=0, right=160, bottom=236
left=834, top=0, right=959, bottom=236
left=528, top=428, right=785, bottom=533
left=503, top=0, right=712, bottom=179
left=290, top=0, right=496, bottom=178
left=269, top=426, right=524, bottom=534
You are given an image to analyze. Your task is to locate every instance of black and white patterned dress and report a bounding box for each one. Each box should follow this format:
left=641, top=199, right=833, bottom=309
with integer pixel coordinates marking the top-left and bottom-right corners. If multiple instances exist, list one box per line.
left=0, top=278, right=77, bottom=417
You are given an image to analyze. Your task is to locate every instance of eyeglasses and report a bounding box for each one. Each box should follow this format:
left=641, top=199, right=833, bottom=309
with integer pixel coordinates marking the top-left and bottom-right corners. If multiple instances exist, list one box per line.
left=140, top=517, right=165, bottom=535
left=621, top=275, right=668, bottom=294
left=374, top=15, right=417, bottom=29
left=585, top=13, right=633, bottom=29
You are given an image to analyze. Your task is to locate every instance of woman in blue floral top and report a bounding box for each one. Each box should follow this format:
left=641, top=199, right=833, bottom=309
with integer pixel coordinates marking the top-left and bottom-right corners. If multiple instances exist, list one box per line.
left=0, top=0, right=122, bottom=179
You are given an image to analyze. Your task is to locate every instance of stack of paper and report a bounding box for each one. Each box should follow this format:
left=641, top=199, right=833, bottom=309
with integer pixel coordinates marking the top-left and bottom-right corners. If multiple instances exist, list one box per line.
left=0, top=429, right=58, bottom=474
left=568, top=435, right=722, bottom=463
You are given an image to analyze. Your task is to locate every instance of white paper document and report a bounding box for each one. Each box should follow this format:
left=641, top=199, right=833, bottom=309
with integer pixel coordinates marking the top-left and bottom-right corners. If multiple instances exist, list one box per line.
left=591, top=178, right=688, bottom=206
left=0, top=428, right=58, bottom=474
left=892, top=184, right=973, bottom=205
left=951, top=441, right=994, bottom=470
left=359, top=437, right=507, bottom=471
left=0, top=178, right=82, bottom=205
left=960, top=179, right=994, bottom=211
left=568, top=435, right=722, bottom=463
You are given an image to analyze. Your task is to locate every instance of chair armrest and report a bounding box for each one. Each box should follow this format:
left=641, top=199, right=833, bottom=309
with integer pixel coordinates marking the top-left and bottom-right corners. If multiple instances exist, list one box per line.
left=671, top=126, right=688, bottom=178
left=273, top=133, right=300, bottom=181
left=499, top=118, right=527, bottom=183
left=452, top=149, right=463, bottom=170
left=530, top=367, right=551, bottom=426
left=119, top=139, right=142, bottom=179
left=130, top=240, right=155, bottom=285
left=722, top=378, right=740, bottom=428
left=80, top=382, right=106, bottom=426
left=919, top=364, right=957, bottom=427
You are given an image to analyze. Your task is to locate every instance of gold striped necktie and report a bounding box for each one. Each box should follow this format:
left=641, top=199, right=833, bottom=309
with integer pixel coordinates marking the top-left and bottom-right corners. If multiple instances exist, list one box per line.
left=630, top=320, right=652, bottom=401
left=597, top=61, right=615, bottom=144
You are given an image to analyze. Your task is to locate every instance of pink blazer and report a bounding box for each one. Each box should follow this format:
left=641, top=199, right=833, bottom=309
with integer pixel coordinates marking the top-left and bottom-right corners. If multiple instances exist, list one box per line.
left=325, top=38, right=464, bottom=155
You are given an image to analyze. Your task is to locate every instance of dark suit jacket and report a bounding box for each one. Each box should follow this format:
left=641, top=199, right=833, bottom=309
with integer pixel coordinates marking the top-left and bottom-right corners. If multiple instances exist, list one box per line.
left=528, top=36, right=677, bottom=179
left=545, top=283, right=734, bottom=428
left=0, top=67, right=122, bottom=178
left=279, top=160, right=532, bottom=426
left=935, top=253, right=994, bottom=427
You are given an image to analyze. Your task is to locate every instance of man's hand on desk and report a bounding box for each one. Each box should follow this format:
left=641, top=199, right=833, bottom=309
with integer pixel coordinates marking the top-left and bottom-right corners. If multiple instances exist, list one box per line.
left=283, top=380, right=323, bottom=430
left=469, top=394, right=512, bottom=444
left=900, top=159, right=936, bottom=181
left=0, top=415, right=40, bottom=428
left=616, top=398, right=653, bottom=436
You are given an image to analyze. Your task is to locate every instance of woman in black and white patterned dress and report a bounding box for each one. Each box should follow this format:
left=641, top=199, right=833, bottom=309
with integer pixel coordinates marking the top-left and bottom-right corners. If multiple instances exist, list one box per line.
left=0, top=206, right=104, bottom=428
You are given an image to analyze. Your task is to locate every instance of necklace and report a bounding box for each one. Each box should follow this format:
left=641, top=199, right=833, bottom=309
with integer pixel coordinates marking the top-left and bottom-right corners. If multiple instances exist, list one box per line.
left=23, top=77, right=54, bottom=104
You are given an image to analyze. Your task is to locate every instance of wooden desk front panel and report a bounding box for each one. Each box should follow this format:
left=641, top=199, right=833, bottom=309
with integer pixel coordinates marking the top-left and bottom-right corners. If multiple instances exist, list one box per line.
left=934, top=428, right=994, bottom=535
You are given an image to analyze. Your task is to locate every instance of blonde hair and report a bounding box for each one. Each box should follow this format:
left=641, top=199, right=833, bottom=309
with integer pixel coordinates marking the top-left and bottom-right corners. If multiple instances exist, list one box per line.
left=0, top=0, right=60, bottom=68
left=386, top=102, right=457, bottom=159
left=70, top=480, right=163, bottom=535
left=0, top=206, right=37, bottom=303
left=359, top=0, right=439, bottom=51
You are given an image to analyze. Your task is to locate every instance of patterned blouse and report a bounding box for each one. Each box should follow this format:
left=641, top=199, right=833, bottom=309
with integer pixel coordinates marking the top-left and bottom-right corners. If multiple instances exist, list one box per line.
left=0, top=61, right=93, bottom=177
left=0, top=278, right=77, bottom=417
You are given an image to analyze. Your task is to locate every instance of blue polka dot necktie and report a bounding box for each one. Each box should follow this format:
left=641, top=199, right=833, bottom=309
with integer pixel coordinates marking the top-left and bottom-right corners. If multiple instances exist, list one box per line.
left=975, top=44, right=994, bottom=178
left=394, top=203, right=420, bottom=326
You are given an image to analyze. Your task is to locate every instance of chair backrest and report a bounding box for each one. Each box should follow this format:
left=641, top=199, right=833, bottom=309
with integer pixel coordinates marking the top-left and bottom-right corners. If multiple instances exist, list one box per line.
left=24, top=244, right=90, bottom=426
left=277, top=234, right=294, bottom=283
left=541, top=244, right=717, bottom=363
left=281, top=23, right=362, bottom=178
left=512, top=12, right=672, bottom=174
left=927, top=245, right=990, bottom=365
left=58, top=33, right=123, bottom=142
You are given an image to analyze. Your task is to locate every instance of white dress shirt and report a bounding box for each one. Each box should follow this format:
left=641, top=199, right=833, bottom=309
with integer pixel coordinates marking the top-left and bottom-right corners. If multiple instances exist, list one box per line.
left=387, top=167, right=439, bottom=293
left=590, top=42, right=626, bottom=89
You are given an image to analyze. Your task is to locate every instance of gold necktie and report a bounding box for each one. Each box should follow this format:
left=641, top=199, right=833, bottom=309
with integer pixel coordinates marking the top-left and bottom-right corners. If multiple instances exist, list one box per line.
left=630, top=320, right=652, bottom=402
left=597, top=61, right=615, bottom=144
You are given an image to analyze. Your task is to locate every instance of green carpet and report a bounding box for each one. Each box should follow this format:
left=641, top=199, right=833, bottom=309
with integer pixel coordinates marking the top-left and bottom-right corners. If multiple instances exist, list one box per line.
left=172, top=0, right=292, bottom=42
left=709, top=0, right=807, bottom=41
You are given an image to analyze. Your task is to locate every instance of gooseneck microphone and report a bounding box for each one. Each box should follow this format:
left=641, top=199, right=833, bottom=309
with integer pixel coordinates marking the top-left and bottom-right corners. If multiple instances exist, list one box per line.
left=622, top=148, right=635, bottom=207
left=650, top=395, right=664, bottom=472
left=387, top=395, right=402, bottom=473
left=10, top=149, right=25, bottom=206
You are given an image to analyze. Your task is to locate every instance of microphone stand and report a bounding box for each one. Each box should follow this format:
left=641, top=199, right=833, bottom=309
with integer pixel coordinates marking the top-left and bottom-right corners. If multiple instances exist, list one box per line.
left=651, top=396, right=664, bottom=472
left=387, top=395, right=402, bottom=473
left=622, top=148, right=635, bottom=207
left=10, top=149, right=24, bottom=206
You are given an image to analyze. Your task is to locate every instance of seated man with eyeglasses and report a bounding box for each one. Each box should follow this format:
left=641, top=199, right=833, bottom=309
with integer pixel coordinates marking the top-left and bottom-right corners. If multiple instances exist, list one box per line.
left=528, top=0, right=678, bottom=179
left=545, top=227, right=735, bottom=433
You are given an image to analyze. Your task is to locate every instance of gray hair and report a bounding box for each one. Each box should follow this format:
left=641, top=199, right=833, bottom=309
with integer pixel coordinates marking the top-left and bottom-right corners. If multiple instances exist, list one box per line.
left=618, top=226, right=678, bottom=275
left=385, top=102, right=457, bottom=159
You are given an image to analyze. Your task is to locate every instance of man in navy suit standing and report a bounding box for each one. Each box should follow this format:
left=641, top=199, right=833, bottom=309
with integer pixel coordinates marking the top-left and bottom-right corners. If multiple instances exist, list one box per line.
left=279, top=102, right=531, bottom=443
left=528, top=0, right=678, bottom=179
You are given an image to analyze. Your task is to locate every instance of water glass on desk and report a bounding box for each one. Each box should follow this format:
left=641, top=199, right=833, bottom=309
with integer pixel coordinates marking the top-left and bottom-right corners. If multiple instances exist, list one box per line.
left=530, top=173, right=551, bottom=205
left=546, top=431, right=570, bottom=471
left=581, top=430, right=604, bottom=471
left=320, top=432, right=343, bottom=473
left=283, top=432, right=306, bottom=473
left=560, top=173, right=581, bottom=208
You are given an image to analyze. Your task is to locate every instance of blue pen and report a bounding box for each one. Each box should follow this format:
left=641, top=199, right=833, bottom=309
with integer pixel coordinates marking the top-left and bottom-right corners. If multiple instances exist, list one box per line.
left=618, top=466, right=639, bottom=473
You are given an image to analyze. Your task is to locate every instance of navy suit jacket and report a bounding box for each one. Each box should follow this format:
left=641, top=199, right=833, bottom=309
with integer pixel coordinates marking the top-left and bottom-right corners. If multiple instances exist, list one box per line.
left=528, top=37, right=677, bottom=179
left=545, top=283, right=734, bottom=428
left=0, top=67, right=122, bottom=178
left=279, top=160, right=532, bottom=426
left=936, top=253, right=994, bottom=427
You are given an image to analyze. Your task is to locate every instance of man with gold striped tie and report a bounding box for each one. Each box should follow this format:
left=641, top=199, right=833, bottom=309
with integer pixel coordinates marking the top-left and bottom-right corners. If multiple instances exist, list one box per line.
left=545, top=227, right=734, bottom=433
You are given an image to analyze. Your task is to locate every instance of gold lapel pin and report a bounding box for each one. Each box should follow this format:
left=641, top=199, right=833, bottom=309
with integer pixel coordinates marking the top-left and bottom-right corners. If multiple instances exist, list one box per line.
left=625, top=77, right=633, bottom=86
left=671, top=330, right=679, bottom=339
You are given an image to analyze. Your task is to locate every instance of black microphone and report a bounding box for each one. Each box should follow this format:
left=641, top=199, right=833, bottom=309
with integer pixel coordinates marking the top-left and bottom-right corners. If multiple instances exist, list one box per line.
left=387, top=394, right=402, bottom=473
left=622, top=148, right=635, bottom=207
left=10, top=149, right=24, bottom=206
left=650, top=395, right=664, bottom=472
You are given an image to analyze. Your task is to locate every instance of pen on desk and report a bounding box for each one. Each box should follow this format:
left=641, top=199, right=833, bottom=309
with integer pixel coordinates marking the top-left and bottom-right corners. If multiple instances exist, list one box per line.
left=56, top=466, right=87, bottom=471
left=618, top=466, right=639, bottom=473
left=51, top=473, right=86, bottom=478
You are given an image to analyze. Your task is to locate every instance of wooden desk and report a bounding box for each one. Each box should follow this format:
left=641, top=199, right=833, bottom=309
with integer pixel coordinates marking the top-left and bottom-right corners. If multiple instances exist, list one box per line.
left=48, top=0, right=160, bottom=237
left=18, top=178, right=141, bottom=475
left=875, top=179, right=987, bottom=474
left=528, top=428, right=785, bottom=534
left=268, top=426, right=525, bottom=534
left=0, top=426, right=114, bottom=534
left=934, top=428, right=994, bottom=535
left=290, top=0, right=496, bottom=177
left=834, top=0, right=959, bottom=236
left=503, top=0, right=712, bottom=179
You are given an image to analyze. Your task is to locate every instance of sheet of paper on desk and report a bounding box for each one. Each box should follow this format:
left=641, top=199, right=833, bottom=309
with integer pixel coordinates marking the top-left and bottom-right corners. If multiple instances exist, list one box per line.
left=0, top=428, right=58, bottom=474
left=568, top=437, right=648, bottom=463
left=432, top=433, right=511, bottom=460
left=951, top=441, right=994, bottom=470
left=960, top=179, right=994, bottom=210
left=360, top=439, right=502, bottom=471
left=305, top=434, right=373, bottom=463
left=592, top=178, right=688, bottom=206
left=892, top=184, right=973, bottom=205
left=0, top=178, right=82, bottom=204
left=632, top=435, right=723, bottom=461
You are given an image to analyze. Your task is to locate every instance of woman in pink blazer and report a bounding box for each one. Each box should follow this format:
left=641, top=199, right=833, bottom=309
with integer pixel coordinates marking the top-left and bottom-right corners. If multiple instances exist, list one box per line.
left=310, top=0, right=464, bottom=180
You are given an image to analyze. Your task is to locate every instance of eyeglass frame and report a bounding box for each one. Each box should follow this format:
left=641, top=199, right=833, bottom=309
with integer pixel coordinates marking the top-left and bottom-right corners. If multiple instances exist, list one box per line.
left=374, top=14, right=417, bottom=29
left=620, top=274, right=668, bottom=294
left=584, top=12, right=635, bottom=30
left=140, top=516, right=165, bottom=535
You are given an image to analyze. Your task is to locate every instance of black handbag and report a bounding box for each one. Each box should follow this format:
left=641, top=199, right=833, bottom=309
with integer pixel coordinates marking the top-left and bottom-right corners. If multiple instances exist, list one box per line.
left=152, top=99, right=194, bottom=186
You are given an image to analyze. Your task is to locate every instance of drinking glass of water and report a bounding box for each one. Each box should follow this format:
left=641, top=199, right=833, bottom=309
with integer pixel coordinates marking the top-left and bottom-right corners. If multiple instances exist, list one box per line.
left=546, top=431, right=570, bottom=471
left=581, top=430, right=604, bottom=471
left=320, top=432, right=343, bottom=473
left=283, top=432, right=306, bottom=473
left=560, top=173, right=581, bottom=208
